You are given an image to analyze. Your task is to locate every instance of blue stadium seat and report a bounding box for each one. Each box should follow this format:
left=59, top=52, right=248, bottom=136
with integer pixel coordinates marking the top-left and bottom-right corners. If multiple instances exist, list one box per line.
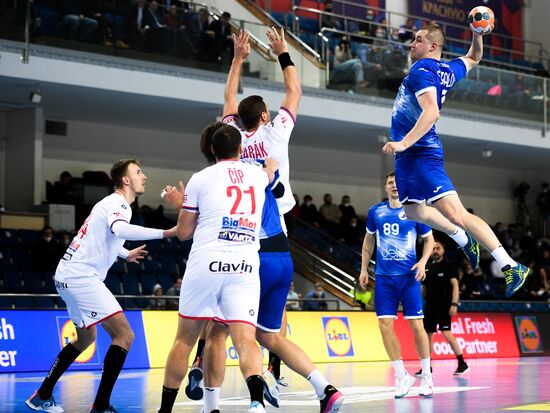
left=143, top=256, right=160, bottom=273
left=0, top=297, right=13, bottom=309
left=140, top=273, right=158, bottom=295
left=159, top=255, right=180, bottom=275
left=14, top=297, right=35, bottom=308
left=122, top=277, right=140, bottom=295
left=34, top=297, right=56, bottom=309
left=23, top=271, right=45, bottom=293
left=2, top=270, right=23, bottom=292
left=157, top=273, right=175, bottom=291
left=56, top=297, right=67, bottom=309
left=126, top=261, right=142, bottom=276
left=0, top=229, right=19, bottom=248
left=19, top=230, right=40, bottom=247
left=162, top=238, right=179, bottom=253
left=0, top=252, right=17, bottom=271
left=43, top=272, right=57, bottom=293
left=146, top=239, right=162, bottom=253
left=104, top=273, right=122, bottom=295
left=110, top=259, right=127, bottom=274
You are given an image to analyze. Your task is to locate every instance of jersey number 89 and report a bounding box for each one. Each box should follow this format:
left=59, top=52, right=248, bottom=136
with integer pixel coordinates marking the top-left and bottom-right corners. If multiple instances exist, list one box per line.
left=383, top=223, right=400, bottom=236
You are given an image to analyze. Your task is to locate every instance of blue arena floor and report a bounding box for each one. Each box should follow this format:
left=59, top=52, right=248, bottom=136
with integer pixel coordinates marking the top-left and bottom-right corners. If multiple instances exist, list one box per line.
left=1, top=357, right=549, bottom=412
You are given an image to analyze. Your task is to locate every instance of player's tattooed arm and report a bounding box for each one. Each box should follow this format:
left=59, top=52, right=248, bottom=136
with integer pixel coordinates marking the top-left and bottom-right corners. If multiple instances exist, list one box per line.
left=359, top=233, right=375, bottom=288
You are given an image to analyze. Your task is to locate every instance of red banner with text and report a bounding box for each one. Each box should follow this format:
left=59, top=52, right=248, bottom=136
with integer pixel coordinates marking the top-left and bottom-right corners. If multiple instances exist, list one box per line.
left=395, top=313, right=519, bottom=360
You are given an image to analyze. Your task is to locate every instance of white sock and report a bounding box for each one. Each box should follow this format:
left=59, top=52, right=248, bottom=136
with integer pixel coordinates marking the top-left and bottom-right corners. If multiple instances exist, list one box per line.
left=491, top=245, right=517, bottom=269
left=203, top=387, right=220, bottom=413
left=421, top=358, right=431, bottom=375
left=307, top=369, right=329, bottom=398
left=449, top=227, right=468, bottom=247
left=391, top=359, right=406, bottom=376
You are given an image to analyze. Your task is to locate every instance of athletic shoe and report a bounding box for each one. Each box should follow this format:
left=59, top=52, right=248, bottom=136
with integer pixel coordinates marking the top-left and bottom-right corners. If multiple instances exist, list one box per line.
left=185, top=366, right=204, bottom=401
left=418, top=373, right=434, bottom=398
left=277, top=377, right=288, bottom=388
left=414, top=367, right=432, bottom=377
left=26, top=391, right=64, bottom=412
left=394, top=373, right=416, bottom=398
left=200, top=410, right=220, bottom=413
left=504, top=264, right=530, bottom=297
left=461, top=232, right=480, bottom=270
left=262, top=369, right=280, bottom=408
left=453, top=362, right=469, bottom=375
left=319, top=385, right=344, bottom=413
left=248, top=401, right=267, bottom=413
left=89, top=405, right=118, bottom=413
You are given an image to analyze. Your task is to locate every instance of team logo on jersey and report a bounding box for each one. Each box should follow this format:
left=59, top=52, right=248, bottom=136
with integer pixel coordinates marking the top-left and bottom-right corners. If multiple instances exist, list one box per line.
left=91, top=311, right=97, bottom=318
left=515, top=316, right=542, bottom=354
left=121, top=204, right=127, bottom=209
left=58, top=318, right=100, bottom=364
left=322, top=317, right=354, bottom=357
left=398, top=211, right=407, bottom=220
left=218, top=216, right=257, bottom=243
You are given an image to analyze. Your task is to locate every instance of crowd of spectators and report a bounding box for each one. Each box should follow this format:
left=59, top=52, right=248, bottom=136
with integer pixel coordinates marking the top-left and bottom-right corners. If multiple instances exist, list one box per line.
left=30, top=0, right=233, bottom=63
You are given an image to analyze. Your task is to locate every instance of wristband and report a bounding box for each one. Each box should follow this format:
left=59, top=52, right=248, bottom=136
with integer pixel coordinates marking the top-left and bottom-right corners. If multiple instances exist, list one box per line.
left=278, top=52, right=294, bottom=70
left=451, top=303, right=458, bottom=307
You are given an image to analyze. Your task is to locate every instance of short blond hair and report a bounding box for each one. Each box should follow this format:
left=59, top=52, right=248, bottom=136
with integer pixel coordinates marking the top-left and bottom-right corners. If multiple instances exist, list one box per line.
left=421, top=24, right=446, bottom=50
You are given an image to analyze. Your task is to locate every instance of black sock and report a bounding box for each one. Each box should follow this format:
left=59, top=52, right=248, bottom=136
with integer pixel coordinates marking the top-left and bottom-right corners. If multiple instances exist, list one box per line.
left=457, top=354, right=465, bottom=364
left=193, top=339, right=206, bottom=368
left=38, top=343, right=81, bottom=400
left=268, top=351, right=281, bottom=380
left=159, top=386, right=179, bottom=413
left=93, top=345, right=128, bottom=411
left=246, top=375, right=265, bottom=406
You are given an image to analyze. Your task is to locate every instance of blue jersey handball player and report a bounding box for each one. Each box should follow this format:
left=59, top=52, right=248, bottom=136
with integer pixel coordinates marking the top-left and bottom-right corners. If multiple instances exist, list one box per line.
left=382, top=23, right=529, bottom=297
left=359, top=172, right=435, bottom=398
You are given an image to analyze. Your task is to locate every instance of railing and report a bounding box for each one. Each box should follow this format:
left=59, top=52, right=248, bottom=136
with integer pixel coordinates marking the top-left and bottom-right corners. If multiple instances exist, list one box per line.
left=293, top=5, right=546, bottom=74
left=291, top=0, right=548, bottom=69
left=0, top=293, right=341, bottom=310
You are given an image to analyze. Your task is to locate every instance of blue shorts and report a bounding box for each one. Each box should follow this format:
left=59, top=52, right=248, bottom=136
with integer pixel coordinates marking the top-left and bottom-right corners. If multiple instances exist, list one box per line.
left=375, top=273, right=423, bottom=319
left=395, top=153, right=456, bottom=204
left=257, top=251, right=294, bottom=332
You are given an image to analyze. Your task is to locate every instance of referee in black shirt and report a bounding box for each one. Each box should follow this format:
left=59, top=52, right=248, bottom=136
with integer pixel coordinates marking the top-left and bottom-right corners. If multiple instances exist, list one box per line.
left=417, top=240, right=469, bottom=376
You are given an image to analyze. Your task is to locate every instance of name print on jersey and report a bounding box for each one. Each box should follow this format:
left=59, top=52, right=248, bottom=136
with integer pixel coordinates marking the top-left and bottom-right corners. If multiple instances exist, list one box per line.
left=241, top=141, right=268, bottom=159
left=208, top=260, right=253, bottom=274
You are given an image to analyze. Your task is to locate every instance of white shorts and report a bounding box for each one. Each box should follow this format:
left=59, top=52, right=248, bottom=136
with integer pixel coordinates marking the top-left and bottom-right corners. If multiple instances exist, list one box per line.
left=179, top=251, right=260, bottom=327
left=55, top=277, right=123, bottom=329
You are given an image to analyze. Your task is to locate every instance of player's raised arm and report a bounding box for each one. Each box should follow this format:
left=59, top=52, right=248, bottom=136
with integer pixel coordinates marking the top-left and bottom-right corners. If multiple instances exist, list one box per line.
left=223, top=30, right=250, bottom=118
left=462, top=32, right=483, bottom=71
left=267, top=27, right=302, bottom=119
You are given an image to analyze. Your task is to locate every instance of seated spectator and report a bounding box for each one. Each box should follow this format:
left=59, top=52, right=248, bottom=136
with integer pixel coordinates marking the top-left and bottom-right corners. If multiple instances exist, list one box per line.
left=527, top=267, right=549, bottom=301
left=127, top=0, right=149, bottom=50
left=374, top=18, right=388, bottom=45
left=189, top=8, right=217, bottom=60
left=163, top=4, right=196, bottom=56
left=358, top=8, right=376, bottom=39
left=300, top=195, right=320, bottom=227
left=319, top=193, right=342, bottom=236
left=31, top=226, right=64, bottom=273
left=286, top=281, right=301, bottom=311
left=321, top=0, right=341, bottom=30
left=209, top=11, right=233, bottom=62
left=398, top=18, right=417, bottom=43
left=303, top=282, right=328, bottom=310
left=330, top=36, right=366, bottom=87
left=342, top=217, right=363, bottom=247
left=148, top=283, right=167, bottom=309
left=460, top=261, right=484, bottom=299
left=59, top=0, right=98, bottom=42
left=142, top=0, right=167, bottom=52
left=351, top=281, right=373, bottom=310
left=165, top=276, right=182, bottom=310
left=49, top=171, right=78, bottom=205
left=339, top=195, right=357, bottom=227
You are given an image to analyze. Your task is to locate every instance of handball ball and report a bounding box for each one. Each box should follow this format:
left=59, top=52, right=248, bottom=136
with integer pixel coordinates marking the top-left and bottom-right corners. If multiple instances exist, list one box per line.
left=468, top=6, right=494, bottom=35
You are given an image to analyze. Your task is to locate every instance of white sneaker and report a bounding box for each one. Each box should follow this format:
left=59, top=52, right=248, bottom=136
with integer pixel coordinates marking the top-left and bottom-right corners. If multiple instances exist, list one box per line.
left=418, top=373, right=434, bottom=397
left=262, top=369, right=280, bottom=407
left=394, top=373, right=416, bottom=398
left=248, top=401, right=267, bottom=412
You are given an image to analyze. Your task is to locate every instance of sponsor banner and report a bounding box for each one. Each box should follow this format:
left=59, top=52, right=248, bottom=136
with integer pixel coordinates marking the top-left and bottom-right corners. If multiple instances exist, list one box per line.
left=0, top=310, right=149, bottom=373
left=514, top=316, right=543, bottom=354
left=395, top=313, right=519, bottom=360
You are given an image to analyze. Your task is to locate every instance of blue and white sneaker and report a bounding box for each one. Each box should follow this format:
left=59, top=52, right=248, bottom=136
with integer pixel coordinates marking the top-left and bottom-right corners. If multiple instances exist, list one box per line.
left=461, top=232, right=480, bottom=270
left=248, top=401, right=267, bottom=412
left=262, top=369, right=280, bottom=408
left=26, top=390, right=64, bottom=412
left=504, top=263, right=530, bottom=297
left=89, top=405, right=118, bottom=413
left=185, top=366, right=204, bottom=400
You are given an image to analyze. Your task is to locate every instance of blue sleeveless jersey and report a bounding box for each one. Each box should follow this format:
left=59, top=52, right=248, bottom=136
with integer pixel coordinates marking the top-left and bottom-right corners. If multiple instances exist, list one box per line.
left=390, top=57, right=468, bottom=156
left=366, top=201, right=432, bottom=276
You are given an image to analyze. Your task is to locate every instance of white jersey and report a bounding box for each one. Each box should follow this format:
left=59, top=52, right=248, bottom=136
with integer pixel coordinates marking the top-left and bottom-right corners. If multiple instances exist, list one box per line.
left=56, top=192, right=131, bottom=282
left=223, top=107, right=295, bottom=214
left=182, top=160, right=268, bottom=256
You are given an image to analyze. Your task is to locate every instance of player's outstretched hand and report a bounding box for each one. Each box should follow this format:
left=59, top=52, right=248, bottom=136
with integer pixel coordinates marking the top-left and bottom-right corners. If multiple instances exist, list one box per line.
left=232, top=30, right=250, bottom=60
left=359, top=270, right=369, bottom=289
left=162, top=181, right=185, bottom=210
left=412, top=262, right=426, bottom=281
left=382, top=141, right=407, bottom=155
left=267, top=26, right=288, bottom=56
left=126, top=244, right=148, bottom=263
left=163, top=226, right=178, bottom=239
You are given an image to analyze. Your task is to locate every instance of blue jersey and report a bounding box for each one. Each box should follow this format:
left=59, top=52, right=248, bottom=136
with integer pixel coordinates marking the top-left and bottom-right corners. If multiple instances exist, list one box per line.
left=390, top=57, right=468, bottom=155
left=242, top=159, right=283, bottom=240
left=366, top=201, right=432, bottom=276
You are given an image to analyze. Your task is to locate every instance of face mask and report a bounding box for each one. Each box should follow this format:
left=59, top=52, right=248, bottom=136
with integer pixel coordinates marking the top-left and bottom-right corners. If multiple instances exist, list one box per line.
left=305, top=201, right=311, bottom=206
left=351, top=223, right=357, bottom=227
left=63, top=239, right=70, bottom=246
left=44, top=236, right=52, bottom=242
left=343, top=202, right=350, bottom=206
